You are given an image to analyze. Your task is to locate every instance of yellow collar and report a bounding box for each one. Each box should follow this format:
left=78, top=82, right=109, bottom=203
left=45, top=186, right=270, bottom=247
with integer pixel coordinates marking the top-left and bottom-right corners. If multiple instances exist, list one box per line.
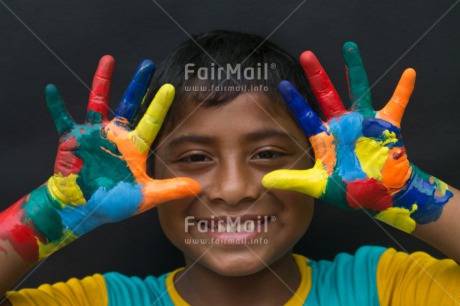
left=165, top=253, right=311, bottom=305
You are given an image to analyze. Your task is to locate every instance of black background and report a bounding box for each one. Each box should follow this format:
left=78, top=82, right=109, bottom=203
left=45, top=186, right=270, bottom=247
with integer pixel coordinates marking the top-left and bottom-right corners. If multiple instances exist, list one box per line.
left=0, top=0, right=459, bottom=289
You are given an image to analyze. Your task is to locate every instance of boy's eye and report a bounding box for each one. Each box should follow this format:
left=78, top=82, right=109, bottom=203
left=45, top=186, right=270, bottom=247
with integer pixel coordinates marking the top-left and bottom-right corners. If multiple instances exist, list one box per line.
left=253, top=150, right=284, bottom=160
left=178, top=154, right=210, bottom=163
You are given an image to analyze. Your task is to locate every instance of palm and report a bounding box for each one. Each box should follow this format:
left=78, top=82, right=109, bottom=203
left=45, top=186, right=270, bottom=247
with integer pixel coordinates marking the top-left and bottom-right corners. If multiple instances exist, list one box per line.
left=310, top=112, right=410, bottom=212
left=56, top=123, right=134, bottom=198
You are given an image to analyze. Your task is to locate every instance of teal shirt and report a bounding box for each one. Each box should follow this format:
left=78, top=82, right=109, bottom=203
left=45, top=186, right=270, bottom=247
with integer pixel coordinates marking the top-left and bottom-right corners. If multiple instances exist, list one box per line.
left=104, top=246, right=386, bottom=305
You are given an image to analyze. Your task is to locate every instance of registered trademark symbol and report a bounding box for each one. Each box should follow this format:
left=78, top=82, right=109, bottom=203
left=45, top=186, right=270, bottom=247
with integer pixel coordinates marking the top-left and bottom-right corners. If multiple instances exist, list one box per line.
left=270, top=63, right=276, bottom=69
left=270, top=216, right=276, bottom=222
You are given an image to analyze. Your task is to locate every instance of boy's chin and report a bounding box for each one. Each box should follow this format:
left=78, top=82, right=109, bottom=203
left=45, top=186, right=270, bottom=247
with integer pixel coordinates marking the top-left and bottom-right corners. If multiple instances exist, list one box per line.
left=192, top=246, right=278, bottom=277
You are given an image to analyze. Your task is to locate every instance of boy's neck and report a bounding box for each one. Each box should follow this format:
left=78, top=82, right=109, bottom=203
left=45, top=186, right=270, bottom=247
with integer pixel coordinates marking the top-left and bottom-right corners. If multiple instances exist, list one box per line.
left=175, top=251, right=301, bottom=305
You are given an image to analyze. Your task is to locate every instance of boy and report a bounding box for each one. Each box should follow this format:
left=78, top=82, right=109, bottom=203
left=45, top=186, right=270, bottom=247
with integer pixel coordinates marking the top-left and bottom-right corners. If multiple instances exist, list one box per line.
left=1, top=30, right=459, bottom=305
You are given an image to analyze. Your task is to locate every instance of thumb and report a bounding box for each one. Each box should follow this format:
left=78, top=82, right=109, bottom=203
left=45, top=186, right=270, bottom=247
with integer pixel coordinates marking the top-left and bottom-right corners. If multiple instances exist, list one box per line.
left=262, top=161, right=328, bottom=198
left=137, top=178, right=201, bottom=213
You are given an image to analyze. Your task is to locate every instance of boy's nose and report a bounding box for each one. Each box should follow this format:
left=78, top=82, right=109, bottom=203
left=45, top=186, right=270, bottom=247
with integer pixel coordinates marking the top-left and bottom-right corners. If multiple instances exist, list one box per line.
left=206, top=160, right=261, bottom=207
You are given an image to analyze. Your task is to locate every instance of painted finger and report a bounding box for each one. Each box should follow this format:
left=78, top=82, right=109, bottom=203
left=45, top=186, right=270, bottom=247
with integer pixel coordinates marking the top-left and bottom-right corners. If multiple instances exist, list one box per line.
left=115, top=60, right=155, bottom=124
left=132, top=84, right=175, bottom=153
left=300, top=51, right=346, bottom=120
left=86, top=55, right=115, bottom=124
left=343, top=42, right=375, bottom=117
left=137, top=177, right=201, bottom=212
left=45, top=84, right=76, bottom=134
left=262, top=165, right=328, bottom=199
left=279, top=80, right=326, bottom=137
left=376, top=68, right=416, bottom=127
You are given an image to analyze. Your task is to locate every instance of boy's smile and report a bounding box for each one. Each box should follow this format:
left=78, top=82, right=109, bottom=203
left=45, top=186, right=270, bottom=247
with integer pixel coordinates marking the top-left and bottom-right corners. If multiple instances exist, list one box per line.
left=153, top=93, right=314, bottom=276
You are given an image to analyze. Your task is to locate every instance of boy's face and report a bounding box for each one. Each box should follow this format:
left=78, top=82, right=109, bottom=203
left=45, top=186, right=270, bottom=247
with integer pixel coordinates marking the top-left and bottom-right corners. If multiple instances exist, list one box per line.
left=154, top=93, right=314, bottom=276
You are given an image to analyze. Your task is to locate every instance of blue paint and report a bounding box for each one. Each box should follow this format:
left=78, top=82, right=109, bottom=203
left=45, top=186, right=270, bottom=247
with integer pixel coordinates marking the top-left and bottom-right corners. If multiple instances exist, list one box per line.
left=116, top=60, right=155, bottom=122
left=279, top=80, right=327, bottom=136
left=362, top=118, right=403, bottom=148
left=58, top=182, right=144, bottom=236
left=393, top=164, right=453, bottom=224
left=329, top=112, right=367, bottom=182
left=362, top=118, right=400, bottom=138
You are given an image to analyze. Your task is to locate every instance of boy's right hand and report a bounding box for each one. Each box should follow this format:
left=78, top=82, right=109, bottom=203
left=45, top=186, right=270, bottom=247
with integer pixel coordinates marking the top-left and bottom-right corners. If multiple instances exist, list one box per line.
left=0, top=56, right=200, bottom=262
left=262, top=42, right=452, bottom=234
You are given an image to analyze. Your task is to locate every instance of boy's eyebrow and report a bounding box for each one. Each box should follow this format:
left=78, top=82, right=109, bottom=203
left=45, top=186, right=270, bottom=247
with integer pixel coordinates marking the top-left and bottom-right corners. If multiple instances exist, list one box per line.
left=167, top=129, right=300, bottom=148
left=167, top=135, right=216, bottom=148
left=244, top=129, right=300, bottom=143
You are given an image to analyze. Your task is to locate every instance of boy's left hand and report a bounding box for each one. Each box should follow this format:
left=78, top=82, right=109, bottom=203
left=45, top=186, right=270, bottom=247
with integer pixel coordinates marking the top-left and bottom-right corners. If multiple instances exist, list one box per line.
left=263, top=42, right=452, bottom=233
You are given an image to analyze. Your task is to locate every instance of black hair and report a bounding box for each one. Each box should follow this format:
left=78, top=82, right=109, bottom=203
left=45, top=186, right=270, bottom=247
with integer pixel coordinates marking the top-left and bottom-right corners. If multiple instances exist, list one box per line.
left=143, top=30, right=317, bottom=174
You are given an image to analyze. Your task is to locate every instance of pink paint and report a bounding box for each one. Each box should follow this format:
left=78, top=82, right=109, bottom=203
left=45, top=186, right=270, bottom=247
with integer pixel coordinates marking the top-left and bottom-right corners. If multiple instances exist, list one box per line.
left=0, top=200, right=39, bottom=262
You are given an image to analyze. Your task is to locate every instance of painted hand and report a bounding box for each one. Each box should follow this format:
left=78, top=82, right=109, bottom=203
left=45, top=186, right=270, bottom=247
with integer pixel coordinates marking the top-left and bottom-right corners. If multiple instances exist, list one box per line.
left=263, top=42, right=452, bottom=233
left=0, top=56, right=200, bottom=262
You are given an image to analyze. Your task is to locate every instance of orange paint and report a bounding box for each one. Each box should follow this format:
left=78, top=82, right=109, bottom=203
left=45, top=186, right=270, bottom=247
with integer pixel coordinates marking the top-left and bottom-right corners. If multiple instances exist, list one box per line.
left=376, top=68, right=415, bottom=127
left=381, top=147, right=412, bottom=189
left=105, top=120, right=200, bottom=212
left=309, top=132, right=336, bottom=175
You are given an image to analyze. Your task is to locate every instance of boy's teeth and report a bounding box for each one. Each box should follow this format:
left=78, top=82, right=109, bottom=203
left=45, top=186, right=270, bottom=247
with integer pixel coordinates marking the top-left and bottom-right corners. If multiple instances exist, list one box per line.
left=218, top=223, right=226, bottom=232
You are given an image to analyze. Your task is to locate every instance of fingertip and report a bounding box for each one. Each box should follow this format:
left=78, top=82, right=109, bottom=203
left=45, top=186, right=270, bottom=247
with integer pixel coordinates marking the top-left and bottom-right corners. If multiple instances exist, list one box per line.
left=278, top=80, right=294, bottom=95
left=299, top=51, right=320, bottom=75
left=343, top=41, right=359, bottom=53
left=45, top=84, right=61, bottom=104
left=100, top=54, right=115, bottom=63
left=183, top=177, right=201, bottom=195
left=262, top=170, right=288, bottom=189
left=98, top=55, right=115, bottom=76
left=161, top=83, right=175, bottom=92
left=135, top=60, right=155, bottom=84
left=261, top=172, right=275, bottom=188
left=158, top=83, right=176, bottom=101
left=403, top=68, right=416, bottom=80
left=140, top=59, right=155, bottom=70
left=45, top=83, right=58, bottom=95
left=279, top=80, right=303, bottom=104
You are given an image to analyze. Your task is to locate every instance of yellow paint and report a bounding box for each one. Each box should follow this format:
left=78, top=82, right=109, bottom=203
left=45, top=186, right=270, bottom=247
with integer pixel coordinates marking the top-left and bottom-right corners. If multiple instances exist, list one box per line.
left=375, top=204, right=417, bottom=233
left=134, top=84, right=175, bottom=154
left=355, top=137, right=389, bottom=181
left=47, top=173, right=86, bottom=206
left=262, top=159, right=328, bottom=198
left=433, top=177, right=448, bottom=197
left=36, top=230, right=77, bottom=260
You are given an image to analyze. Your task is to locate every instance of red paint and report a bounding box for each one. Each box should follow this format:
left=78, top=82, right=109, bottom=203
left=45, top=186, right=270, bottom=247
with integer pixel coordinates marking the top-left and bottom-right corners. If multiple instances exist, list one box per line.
left=87, top=55, right=115, bottom=121
left=300, top=51, right=347, bottom=120
left=392, top=148, right=406, bottom=160
left=0, top=200, right=39, bottom=262
left=54, top=136, right=83, bottom=175
left=346, top=178, right=392, bottom=211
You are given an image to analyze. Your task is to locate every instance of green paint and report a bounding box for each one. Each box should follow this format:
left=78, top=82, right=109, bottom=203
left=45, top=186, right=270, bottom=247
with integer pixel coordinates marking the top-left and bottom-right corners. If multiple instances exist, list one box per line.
left=342, top=42, right=376, bottom=118
left=68, top=124, right=136, bottom=199
left=86, top=110, right=104, bottom=124
left=23, top=185, right=64, bottom=242
left=45, top=84, right=76, bottom=134
left=320, top=172, right=351, bottom=210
